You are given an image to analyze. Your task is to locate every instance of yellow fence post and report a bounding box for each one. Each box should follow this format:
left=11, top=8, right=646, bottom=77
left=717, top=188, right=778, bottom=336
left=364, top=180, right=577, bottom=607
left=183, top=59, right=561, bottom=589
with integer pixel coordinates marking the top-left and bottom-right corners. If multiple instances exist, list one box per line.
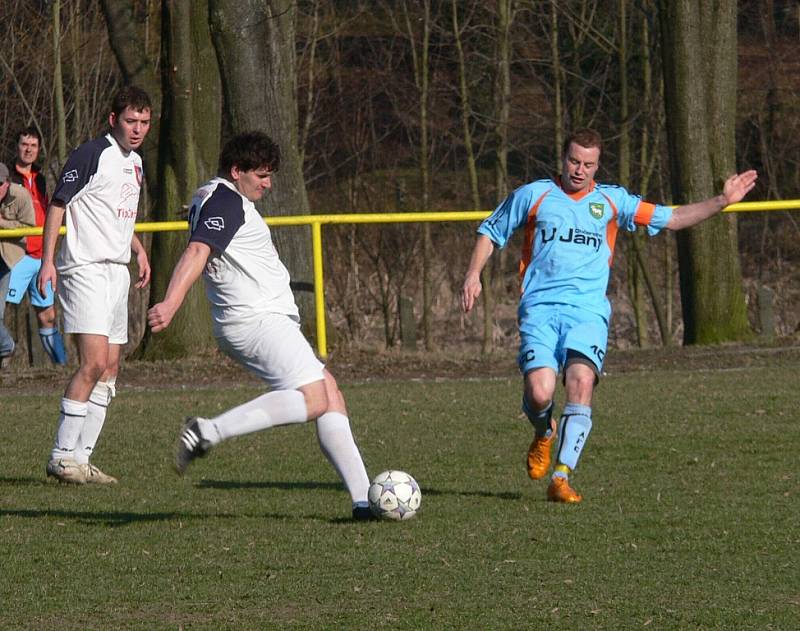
left=311, top=221, right=327, bottom=358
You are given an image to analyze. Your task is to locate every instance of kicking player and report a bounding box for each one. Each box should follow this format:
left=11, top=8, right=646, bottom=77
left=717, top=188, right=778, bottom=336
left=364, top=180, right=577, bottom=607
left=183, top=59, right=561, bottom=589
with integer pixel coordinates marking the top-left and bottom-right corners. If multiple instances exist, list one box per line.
left=7, top=126, right=68, bottom=365
left=461, top=128, right=757, bottom=503
left=39, top=85, right=152, bottom=484
left=147, top=131, right=373, bottom=520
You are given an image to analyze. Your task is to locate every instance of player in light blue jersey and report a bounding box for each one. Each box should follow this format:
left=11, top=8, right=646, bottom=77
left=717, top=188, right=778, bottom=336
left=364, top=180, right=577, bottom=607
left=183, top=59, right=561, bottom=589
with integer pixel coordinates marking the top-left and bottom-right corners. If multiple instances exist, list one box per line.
left=461, top=128, right=757, bottom=503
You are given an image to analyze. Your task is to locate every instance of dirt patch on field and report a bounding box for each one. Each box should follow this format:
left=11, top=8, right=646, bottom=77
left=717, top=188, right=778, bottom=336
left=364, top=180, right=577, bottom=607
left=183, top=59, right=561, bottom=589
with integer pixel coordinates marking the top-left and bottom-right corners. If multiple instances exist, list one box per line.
left=1, top=338, right=798, bottom=395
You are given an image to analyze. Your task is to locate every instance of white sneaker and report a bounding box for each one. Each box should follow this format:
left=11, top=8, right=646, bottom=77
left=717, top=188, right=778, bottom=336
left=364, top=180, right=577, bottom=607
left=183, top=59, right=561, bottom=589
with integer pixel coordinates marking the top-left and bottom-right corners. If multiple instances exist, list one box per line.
left=46, top=458, right=87, bottom=484
left=80, top=463, right=118, bottom=484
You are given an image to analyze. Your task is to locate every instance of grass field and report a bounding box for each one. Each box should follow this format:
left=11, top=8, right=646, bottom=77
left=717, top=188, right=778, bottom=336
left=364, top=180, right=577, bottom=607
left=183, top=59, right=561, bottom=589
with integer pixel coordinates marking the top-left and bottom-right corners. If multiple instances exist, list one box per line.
left=1, top=362, right=798, bottom=630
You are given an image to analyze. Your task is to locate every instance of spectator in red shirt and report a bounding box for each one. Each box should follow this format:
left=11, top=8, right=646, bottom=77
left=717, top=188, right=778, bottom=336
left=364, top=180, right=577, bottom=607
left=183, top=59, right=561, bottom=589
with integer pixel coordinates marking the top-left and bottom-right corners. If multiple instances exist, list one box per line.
left=7, top=126, right=67, bottom=365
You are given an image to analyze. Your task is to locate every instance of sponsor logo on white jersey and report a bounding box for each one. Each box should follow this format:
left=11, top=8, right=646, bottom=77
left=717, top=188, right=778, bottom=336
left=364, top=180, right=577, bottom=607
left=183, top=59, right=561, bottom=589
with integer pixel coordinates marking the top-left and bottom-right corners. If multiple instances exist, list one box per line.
left=120, top=182, right=138, bottom=204
left=117, top=182, right=140, bottom=219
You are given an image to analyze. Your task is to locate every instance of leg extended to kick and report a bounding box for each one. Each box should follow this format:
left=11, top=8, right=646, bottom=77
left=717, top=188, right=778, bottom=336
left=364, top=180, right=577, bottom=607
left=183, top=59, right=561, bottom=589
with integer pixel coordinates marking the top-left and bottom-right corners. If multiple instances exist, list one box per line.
left=309, top=371, right=371, bottom=515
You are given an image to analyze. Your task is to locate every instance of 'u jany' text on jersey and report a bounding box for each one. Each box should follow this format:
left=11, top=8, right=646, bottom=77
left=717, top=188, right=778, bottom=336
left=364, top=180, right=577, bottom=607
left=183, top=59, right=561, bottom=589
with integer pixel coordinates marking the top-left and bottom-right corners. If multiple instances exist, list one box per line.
left=187, top=178, right=298, bottom=329
left=478, top=179, right=672, bottom=320
left=52, top=133, right=143, bottom=271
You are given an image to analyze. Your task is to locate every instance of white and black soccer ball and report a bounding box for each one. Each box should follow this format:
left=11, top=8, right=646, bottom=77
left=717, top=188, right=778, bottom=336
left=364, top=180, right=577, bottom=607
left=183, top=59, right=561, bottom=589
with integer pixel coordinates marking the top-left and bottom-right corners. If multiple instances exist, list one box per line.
left=368, top=470, right=421, bottom=520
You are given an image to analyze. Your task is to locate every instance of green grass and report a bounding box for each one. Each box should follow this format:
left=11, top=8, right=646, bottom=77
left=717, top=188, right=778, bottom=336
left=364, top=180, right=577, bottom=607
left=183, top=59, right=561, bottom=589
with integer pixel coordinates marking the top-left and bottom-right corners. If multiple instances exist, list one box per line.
left=1, top=366, right=798, bottom=630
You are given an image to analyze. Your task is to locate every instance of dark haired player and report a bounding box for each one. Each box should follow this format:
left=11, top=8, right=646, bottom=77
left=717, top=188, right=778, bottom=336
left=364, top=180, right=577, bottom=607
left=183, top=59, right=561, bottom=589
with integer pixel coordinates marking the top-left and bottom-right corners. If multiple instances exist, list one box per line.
left=462, top=128, right=757, bottom=503
left=40, top=85, right=152, bottom=484
left=148, top=131, right=373, bottom=520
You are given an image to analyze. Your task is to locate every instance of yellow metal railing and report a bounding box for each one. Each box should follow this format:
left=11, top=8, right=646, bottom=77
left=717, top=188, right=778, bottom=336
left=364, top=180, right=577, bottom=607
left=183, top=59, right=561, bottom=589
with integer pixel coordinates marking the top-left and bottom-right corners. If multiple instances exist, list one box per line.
left=2, top=200, right=799, bottom=357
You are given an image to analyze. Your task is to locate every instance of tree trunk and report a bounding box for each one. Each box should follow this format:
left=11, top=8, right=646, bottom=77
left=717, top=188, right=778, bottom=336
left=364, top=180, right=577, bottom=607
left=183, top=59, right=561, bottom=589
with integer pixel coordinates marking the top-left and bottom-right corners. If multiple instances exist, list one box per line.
left=617, top=0, right=650, bottom=348
left=453, top=0, right=491, bottom=354
left=489, top=0, right=514, bottom=353
left=209, top=0, right=315, bottom=335
left=419, top=2, right=433, bottom=351
left=52, top=0, right=67, bottom=165
left=100, top=0, right=162, bottom=195
left=139, top=0, right=221, bottom=359
left=549, top=0, right=562, bottom=170
left=659, top=0, right=751, bottom=344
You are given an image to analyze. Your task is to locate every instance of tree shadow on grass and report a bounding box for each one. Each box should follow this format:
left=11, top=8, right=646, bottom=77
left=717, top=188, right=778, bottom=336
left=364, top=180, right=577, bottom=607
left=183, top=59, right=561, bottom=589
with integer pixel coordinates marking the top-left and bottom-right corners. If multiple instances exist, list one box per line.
left=0, top=507, right=216, bottom=527
left=0, top=476, right=49, bottom=486
left=0, top=506, right=366, bottom=526
left=199, top=479, right=523, bottom=502
left=197, top=479, right=344, bottom=492
left=417, top=487, right=522, bottom=501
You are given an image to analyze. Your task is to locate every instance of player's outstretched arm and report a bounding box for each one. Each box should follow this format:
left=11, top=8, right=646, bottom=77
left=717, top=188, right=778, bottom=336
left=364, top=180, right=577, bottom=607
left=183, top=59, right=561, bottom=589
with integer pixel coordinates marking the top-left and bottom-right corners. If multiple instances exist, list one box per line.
left=147, top=241, right=211, bottom=333
left=461, top=234, right=494, bottom=313
left=131, top=234, right=150, bottom=289
left=38, top=202, right=66, bottom=295
left=666, top=170, right=758, bottom=231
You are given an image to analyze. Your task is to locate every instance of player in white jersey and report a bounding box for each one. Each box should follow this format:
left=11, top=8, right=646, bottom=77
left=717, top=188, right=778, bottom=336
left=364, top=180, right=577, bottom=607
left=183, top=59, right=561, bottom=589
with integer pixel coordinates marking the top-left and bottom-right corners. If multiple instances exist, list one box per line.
left=39, top=85, right=152, bottom=485
left=462, top=128, right=757, bottom=503
left=147, top=131, right=374, bottom=520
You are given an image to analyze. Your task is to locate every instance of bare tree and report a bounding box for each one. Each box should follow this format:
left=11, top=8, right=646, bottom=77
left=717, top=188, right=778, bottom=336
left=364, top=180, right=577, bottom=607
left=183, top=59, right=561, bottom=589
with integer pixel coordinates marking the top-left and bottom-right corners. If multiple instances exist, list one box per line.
left=659, top=0, right=751, bottom=343
left=210, top=0, right=316, bottom=333
left=138, top=0, right=221, bottom=359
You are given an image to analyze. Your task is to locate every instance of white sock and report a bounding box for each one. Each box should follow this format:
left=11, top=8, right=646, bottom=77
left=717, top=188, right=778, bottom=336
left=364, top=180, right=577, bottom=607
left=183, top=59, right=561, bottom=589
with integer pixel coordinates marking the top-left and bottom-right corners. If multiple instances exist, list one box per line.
left=316, top=412, right=370, bottom=504
left=51, top=398, right=88, bottom=461
left=75, top=380, right=114, bottom=465
left=208, top=390, right=308, bottom=444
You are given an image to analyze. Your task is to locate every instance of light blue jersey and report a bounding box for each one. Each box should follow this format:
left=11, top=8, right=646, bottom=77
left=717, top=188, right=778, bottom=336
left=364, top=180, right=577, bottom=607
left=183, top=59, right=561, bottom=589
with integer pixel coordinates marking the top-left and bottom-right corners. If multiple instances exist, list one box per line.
left=478, top=179, right=672, bottom=321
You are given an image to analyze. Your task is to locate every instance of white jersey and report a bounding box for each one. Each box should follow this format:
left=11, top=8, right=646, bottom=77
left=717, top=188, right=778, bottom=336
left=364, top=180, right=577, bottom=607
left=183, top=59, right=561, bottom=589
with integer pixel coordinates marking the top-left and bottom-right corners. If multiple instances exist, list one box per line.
left=52, top=133, right=143, bottom=272
left=187, top=177, right=299, bottom=330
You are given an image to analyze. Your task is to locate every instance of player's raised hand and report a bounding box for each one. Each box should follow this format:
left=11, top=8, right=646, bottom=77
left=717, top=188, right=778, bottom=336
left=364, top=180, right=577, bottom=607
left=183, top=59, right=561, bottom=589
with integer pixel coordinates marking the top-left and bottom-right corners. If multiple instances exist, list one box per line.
left=723, top=170, right=758, bottom=206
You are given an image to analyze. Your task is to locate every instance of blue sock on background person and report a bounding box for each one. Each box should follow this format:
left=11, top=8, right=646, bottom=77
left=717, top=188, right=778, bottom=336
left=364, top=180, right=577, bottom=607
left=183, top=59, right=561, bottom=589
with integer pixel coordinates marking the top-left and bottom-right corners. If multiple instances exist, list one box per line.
left=39, top=327, right=67, bottom=365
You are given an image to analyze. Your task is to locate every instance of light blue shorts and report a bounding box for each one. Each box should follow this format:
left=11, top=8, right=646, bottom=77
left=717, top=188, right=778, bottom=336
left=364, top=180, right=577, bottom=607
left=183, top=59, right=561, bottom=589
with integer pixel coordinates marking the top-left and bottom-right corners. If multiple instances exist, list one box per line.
left=517, top=303, right=608, bottom=376
left=5, top=255, right=54, bottom=308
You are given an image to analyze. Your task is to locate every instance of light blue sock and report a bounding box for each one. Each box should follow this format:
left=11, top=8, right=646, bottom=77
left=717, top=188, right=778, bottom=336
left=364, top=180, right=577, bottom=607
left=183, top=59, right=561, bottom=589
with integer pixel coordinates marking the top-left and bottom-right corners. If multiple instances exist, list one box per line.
left=555, top=402, right=592, bottom=472
left=522, top=397, right=554, bottom=438
left=39, top=327, right=68, bottom=365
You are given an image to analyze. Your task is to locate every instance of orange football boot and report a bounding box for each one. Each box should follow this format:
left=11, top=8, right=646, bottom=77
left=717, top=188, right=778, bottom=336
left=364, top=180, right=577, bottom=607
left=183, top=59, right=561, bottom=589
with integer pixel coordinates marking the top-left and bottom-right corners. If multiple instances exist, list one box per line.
left=526, top=420, right=557, bottom=480
left=547, top=476, right=582, bottom=503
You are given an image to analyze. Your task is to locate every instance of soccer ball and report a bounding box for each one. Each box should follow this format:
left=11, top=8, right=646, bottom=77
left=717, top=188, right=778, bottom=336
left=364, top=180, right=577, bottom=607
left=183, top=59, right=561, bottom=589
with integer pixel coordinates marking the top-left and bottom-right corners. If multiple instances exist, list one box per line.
left=368, top=470, right=421, bottom=520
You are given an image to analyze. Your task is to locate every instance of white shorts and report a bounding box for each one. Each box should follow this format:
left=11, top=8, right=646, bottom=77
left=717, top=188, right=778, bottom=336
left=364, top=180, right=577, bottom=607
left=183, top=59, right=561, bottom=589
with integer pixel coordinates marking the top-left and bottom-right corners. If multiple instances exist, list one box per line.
left=59, top=263, right=131, bottom=344
left=216, top=312, right=325, bottom=391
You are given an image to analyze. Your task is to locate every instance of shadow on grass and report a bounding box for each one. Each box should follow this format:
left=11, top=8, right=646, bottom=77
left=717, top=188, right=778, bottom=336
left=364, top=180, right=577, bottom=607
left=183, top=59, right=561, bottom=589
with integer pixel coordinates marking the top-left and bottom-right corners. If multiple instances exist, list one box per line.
left=199, top=479, right=523, bottom=502
left=197, top=479, right=343, bottom=491
left=0, top=476, right=44, bottom=486
left=0, top=507, right=213, bottom=527
left=1, top=507, right=371, bottom=527
left=421, top=487, right=522, bottom=501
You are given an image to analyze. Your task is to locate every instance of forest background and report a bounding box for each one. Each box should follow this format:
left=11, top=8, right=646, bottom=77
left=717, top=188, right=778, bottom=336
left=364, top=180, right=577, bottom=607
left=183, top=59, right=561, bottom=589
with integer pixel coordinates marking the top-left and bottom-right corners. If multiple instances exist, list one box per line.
left=1, top=0, right=798, bottom=366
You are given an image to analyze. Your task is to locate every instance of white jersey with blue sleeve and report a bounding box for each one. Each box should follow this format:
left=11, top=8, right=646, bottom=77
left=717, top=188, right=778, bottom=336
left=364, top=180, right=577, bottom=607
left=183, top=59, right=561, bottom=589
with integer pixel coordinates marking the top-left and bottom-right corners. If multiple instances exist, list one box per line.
left=187, top=177, right=299, bottom=330
left=478, top=178, right=673, bottom=320
left=52, top=133, right=143, bottom=272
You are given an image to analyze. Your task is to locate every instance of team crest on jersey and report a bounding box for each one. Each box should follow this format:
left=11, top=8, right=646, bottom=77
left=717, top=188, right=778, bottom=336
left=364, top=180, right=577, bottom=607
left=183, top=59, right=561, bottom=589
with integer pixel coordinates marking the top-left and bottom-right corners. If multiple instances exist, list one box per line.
left=204, top=216, right=225, bottom=231
left=63, top=169, right=79, bottom=183
left=134, top=165, right=143, bottom=186
left=589, top=202, right=605, bottom=219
